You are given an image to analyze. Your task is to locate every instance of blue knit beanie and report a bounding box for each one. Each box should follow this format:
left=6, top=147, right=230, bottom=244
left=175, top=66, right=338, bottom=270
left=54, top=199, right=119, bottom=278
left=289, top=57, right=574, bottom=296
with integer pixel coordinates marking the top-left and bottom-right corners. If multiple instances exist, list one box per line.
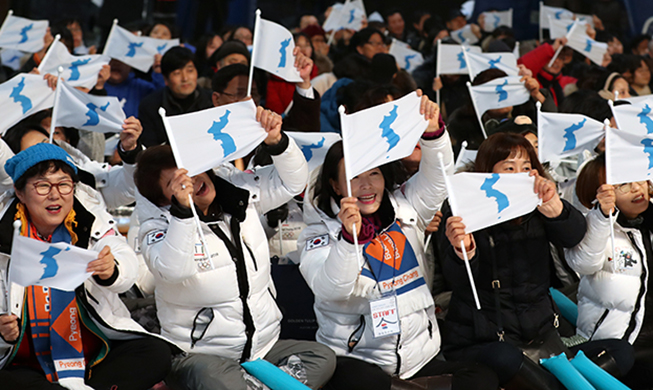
left=5, top=143, right=78, bottom=183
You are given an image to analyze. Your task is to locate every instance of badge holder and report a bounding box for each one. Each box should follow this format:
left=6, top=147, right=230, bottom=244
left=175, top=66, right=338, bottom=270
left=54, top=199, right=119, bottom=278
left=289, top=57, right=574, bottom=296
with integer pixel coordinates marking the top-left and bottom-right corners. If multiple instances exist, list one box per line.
left=370, top=291, right=400, bottom=339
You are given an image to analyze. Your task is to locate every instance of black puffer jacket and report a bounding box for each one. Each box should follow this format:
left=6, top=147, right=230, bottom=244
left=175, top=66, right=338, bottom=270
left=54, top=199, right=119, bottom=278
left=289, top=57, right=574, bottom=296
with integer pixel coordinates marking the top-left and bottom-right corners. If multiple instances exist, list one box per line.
left=437, top=199, right=586, bottom=352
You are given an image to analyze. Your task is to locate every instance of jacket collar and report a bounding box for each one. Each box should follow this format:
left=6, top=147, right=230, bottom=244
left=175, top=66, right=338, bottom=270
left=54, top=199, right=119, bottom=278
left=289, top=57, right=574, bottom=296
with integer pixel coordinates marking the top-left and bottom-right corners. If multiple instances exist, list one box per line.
left=204, top=173, right=250, bottom=223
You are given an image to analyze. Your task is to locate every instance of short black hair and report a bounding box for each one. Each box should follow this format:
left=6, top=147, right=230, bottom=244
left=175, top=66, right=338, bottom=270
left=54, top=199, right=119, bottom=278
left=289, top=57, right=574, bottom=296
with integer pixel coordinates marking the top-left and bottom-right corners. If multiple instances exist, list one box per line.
left=629, top=34, right=651, bottom=53
left=350, top=27, right=385, bottom=50
left=134, top=145, right=178, bottom=207
left=3, top=124, right=49, bottom=154
left=161, top=46, right=195, bottom=78
left=14, top=160, right=79, bottom=192
left=211, top=63, right=249, bottom=93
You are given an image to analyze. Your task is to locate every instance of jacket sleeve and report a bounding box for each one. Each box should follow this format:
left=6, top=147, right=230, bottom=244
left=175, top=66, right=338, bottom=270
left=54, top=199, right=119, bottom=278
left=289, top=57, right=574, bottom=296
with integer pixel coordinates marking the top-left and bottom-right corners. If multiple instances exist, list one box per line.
left=0, top=140, right=14, bottom=194
left=299, top=224, right=364, bottom=301
left=402, top=132, right=454, bottom=230
left=137, top=97, right=165, bottom=147
left=564, top=207, right=612, bottom=275
left=517, top=43, right=554, bottom=76
left=90, top=232, right=139, bottom=294
left=283, top=88, right=322, bottom=132
left=139, top=216, right=198, bottom=284
left=542, top=199, right=587, bottom=248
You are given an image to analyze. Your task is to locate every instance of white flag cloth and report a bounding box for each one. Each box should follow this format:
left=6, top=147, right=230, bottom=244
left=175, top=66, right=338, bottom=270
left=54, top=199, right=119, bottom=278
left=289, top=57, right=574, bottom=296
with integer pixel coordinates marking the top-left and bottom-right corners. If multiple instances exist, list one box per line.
left=0, top=73, right=55, bottom=134
left=575, top=13, right=595, bottom=28
left=9, top=233, right=97, bottom=291
left=162, top=99, right=267, bottom=177
left=0, top=14, right=48, bottom=53
left=340, top=91, right=428, bottom=181
left=540, top=4, right=574, bottom=29
left=252, top=18, right=302, bottom=83
left=54, top=82, right=126, bottom=133
left=450, top=25, right=479, bottom=45
left=481, top=9, right=513, bottom=32
left=468, top=76, right=530, bottom=117
left=446, top=172, right=540, bottom=234
left=436, top=43, right=481, bottom=76
left=455, top=141, right=477, bottom=170
left=287, top=131, right=341, bottom=172
left=548, top=16, right=584, bottom=40
left=0, top=49, right=24, bottom=70
left=538, top=111, right=605, bottom=162
left=605, top=124, right=653, bottom=185
left=388, top=39, right=424, bottom=72
left=323, top=0, right=366, bottom=32
left=103, top=24, right=180, bottom=72
left=465, top=51, right=519, bottom=80
left=38, top=40, right=110, bottom=89
left=565, top=22, right=607, bottom=66
left=622, top=95, right=653, bottom=105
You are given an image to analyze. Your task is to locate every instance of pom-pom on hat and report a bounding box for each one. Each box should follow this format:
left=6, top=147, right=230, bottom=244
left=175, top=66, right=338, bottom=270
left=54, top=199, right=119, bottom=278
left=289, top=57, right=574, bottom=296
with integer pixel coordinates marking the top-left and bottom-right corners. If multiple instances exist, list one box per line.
left=5, top=143, right=77, bottom=183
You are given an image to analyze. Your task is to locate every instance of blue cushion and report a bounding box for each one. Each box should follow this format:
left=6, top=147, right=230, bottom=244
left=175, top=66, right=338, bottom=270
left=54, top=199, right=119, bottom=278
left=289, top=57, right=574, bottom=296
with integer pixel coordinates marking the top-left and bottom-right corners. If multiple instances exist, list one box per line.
left=570, top=350, right=631, bottom=390
left=550, top=287, right=578, bottom=326
left=241, top=358, right=311, bottom=390
left=540, top=352, right=596, bottom=390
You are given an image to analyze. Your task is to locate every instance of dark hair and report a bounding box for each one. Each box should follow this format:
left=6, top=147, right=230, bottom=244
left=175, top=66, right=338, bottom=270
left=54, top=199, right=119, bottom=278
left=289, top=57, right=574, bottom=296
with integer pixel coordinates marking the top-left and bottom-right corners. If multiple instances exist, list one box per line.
left=629, top=34, right=651, bottom=54
left=49, top=22, right=75, bottom=53
left=144, top=21, right=179, bottom=39
left=59, top=127, right=80, bottom=148
left=134, top=145, right=178, bottom=206
left=474, top=132, right=546, bottom=176
left=350, top=27, right=385, bottom=50
left=313, top=141, right=407, bottom=218
left=211, top=63, right=249, bottom=93
left=576, top=153, right=606, bottom=209
left=3, top=124, right=49, bottom=154
left=294, top=32, right=315, bottom=60
left=472, top=68, right=508, bottom=86
left=161, top=46, right=195, bottom=78
left=352, top=84, right=400, bottom=112
left=562, top=92, right=612, bottom=123
left=385, top=8, right=403, bottom=20
left=14, top=160, right=79, bottom=192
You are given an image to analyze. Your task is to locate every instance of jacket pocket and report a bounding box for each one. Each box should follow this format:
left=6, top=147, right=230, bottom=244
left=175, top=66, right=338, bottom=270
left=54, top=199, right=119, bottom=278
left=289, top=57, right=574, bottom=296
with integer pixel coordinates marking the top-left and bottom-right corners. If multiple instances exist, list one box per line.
left=347, top=315, right=366, bottom=352
left=190, top=307, right=215, bottom=348
left=590, top=309, right=610, bottom=340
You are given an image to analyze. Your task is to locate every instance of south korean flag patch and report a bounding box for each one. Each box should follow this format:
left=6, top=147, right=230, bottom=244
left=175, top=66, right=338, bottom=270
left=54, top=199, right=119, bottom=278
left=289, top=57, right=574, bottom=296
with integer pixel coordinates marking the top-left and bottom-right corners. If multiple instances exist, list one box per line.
left=306, top=234, right=329, bottom=251
left=147, top=230, right=166, bottom=245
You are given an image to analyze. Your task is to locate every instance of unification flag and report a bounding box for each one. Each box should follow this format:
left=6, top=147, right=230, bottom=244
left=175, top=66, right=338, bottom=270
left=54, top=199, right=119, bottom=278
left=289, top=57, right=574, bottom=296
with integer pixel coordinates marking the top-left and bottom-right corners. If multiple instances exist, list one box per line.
left=38, top=40, right=110, bottom=89
left=465, top=51, right=519, bottom=80
left=436, top=42, right=481, bottom=76
left=9, top=231, right=97, bottom=291
left=340, top=91, right=428, bottom=181
left=388, top=39, right=424, bottom=72
left=446, top=172, right=540, bottom=233
left=565, top=22, right=607, bottom=66
left=538, top=110, right=605, bottom=163
left=162, top=99, right=267, bottom=177
left=450, top=25, right=479, bottom=45
left=103, top=23, right=180, bottom=72
left=467, top=76, right=530, bottom=117
left=540, top=3, right=574, bottom=30
left=481, top=9, right=513, bottom=32
left=574, top=13, right=595, bottom=27
left=455, top=141, right=477, bottom=171
left=0, top=13, right=48, bottom=53
left=54, top=82, right=126, bottom=133
left=548, top=16, right=582, bottom=40
left=287, top=131, right=341, bottom=173
left=0, top=73, right=54, bottom=134
left=605, top=123, right=653, bottom=185
left=252, top=17, right=302, bottom=83
left=0, top=49, right=24, bottom=71
left=323, top=0, right=366, bottom=32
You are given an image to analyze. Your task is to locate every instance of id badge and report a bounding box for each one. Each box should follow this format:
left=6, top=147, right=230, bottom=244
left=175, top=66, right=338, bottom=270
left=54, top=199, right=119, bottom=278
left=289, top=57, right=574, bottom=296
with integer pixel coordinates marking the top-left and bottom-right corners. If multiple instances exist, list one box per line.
left=370, top=293, right=400, bottom=338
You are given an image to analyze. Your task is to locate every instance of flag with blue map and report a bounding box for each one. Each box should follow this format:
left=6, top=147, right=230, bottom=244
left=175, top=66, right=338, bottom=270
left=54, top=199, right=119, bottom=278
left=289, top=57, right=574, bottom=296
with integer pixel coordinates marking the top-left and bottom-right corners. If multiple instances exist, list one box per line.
left=547, top=16, right=585, bottom=40
left=564, top=21, right=607, bottom=66
left=9, top=232, right=97, bottom=291
left=340, top=91, right=428, bottom=181
left=450, top=25, right=479, bottom=45
left=445, top=172, right=540, bottom=233
left=605, top=122, right=653, bottom=185
left=538, top=111, right=605, bottom=163
left=465, top=51, right=519, bottom=80
left=539, top=4, right=574, bottom=30
left=0, top=49, right=24, bottom=71
left=467, top=76, right=530, bottom=118
left=480, top=9, right=513, bottom=32
left=0, top=14, right=48, bottom=53
left=287, top=131, right=341, bottom=173
left=161, top=99, right=267, bottom=176
left=251, top=17, right=302, bottom=83
left=388, top=39, right=424, bottom=73
left=54, top=81, right=125, bottom=133
left=436, top=43, right=481, bottom=76
left=322, top=0, right=366, bottom=32
left=103, top=23, right=180, bottom=72
left=38, top=40, right=110, bottom=89
left=0, top=73, right=55, bottom=134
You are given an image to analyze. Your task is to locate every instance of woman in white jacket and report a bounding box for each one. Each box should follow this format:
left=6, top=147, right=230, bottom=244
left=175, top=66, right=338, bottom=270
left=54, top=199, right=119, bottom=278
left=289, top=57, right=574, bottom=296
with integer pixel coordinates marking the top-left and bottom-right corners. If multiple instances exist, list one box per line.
left=134, top=107, right=336, bottom=390
left=567, top=153, right=652, bottom=388
left=299, top=94, right=499, bottom=390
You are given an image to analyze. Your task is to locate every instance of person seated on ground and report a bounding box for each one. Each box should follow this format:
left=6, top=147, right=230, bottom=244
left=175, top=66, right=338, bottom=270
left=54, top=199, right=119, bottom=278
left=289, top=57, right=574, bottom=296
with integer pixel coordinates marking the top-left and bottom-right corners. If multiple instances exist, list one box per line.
left=134, top=109, right=336, bottom=390
left=0, top=143, right=172, bottom=390
left=299, top=92, right=500, bottom=390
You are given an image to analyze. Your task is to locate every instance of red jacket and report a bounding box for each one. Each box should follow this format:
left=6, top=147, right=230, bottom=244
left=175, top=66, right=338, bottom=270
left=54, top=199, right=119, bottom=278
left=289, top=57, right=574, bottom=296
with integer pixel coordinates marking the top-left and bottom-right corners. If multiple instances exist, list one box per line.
left=518, top=43, right=576, bottom=106
left=266, top=64, right=318, bottom=114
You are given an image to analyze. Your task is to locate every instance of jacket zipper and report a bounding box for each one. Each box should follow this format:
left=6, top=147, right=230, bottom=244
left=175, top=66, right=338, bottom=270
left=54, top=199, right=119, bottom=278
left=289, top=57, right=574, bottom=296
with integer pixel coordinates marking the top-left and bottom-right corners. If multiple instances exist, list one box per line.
left=623, top=232, right=648, bottom=341
left=589, top=309, right=610, bottom=340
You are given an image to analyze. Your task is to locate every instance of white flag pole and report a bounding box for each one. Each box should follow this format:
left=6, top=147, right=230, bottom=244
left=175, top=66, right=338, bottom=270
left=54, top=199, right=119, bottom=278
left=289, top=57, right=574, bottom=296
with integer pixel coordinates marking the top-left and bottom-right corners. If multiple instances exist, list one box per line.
left=326, top=0, right=351, bottom=46
left=103, top=19, right=119, bottom=55
left=37, top=34, right=60, bottom=73
left=159, top=107, right=212, bottom=268
left=466, top=81, right=488, bottom=139
left=435, top=39, right=441, bottom=107
left=438, top=152, right=481, bottom=310
left=607, top=99, right=623, bottom=131
left=0, top=10, right=14, bottom=46
left=536, top=101, right=543, bottom=163
left=539, top=2, right=544, bottom=42
left=49, top=66, right=64, bottom=144
left=247, top=9, right=261, bottom=98
left=614, top=90, right=619, bottom=102
left=455, top=140, right=469, bottom=169
left=547, top=20, right=577, bottom=68
left=3, top=220, right=21, bottom=316
left=339, top=105, right=363, bottom=267
left=603, top=119, right=617, bottom=262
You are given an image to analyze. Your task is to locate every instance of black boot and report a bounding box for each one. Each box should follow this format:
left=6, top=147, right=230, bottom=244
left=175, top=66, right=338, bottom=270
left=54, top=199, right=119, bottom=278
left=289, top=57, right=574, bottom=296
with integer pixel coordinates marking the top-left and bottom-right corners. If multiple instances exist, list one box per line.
left=390, top=375, right=453, bottom=390
left=503, top=357, right=564, bottom=390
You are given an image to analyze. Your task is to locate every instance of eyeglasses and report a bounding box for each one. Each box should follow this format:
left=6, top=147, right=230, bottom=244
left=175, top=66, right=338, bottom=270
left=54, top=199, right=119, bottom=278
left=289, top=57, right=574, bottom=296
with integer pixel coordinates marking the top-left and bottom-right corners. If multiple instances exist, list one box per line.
left=32, top=180, right=75, bottom=196
left=365, top=40, right=386, bottom=48
left=616, top=181, right=648, bottom=194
